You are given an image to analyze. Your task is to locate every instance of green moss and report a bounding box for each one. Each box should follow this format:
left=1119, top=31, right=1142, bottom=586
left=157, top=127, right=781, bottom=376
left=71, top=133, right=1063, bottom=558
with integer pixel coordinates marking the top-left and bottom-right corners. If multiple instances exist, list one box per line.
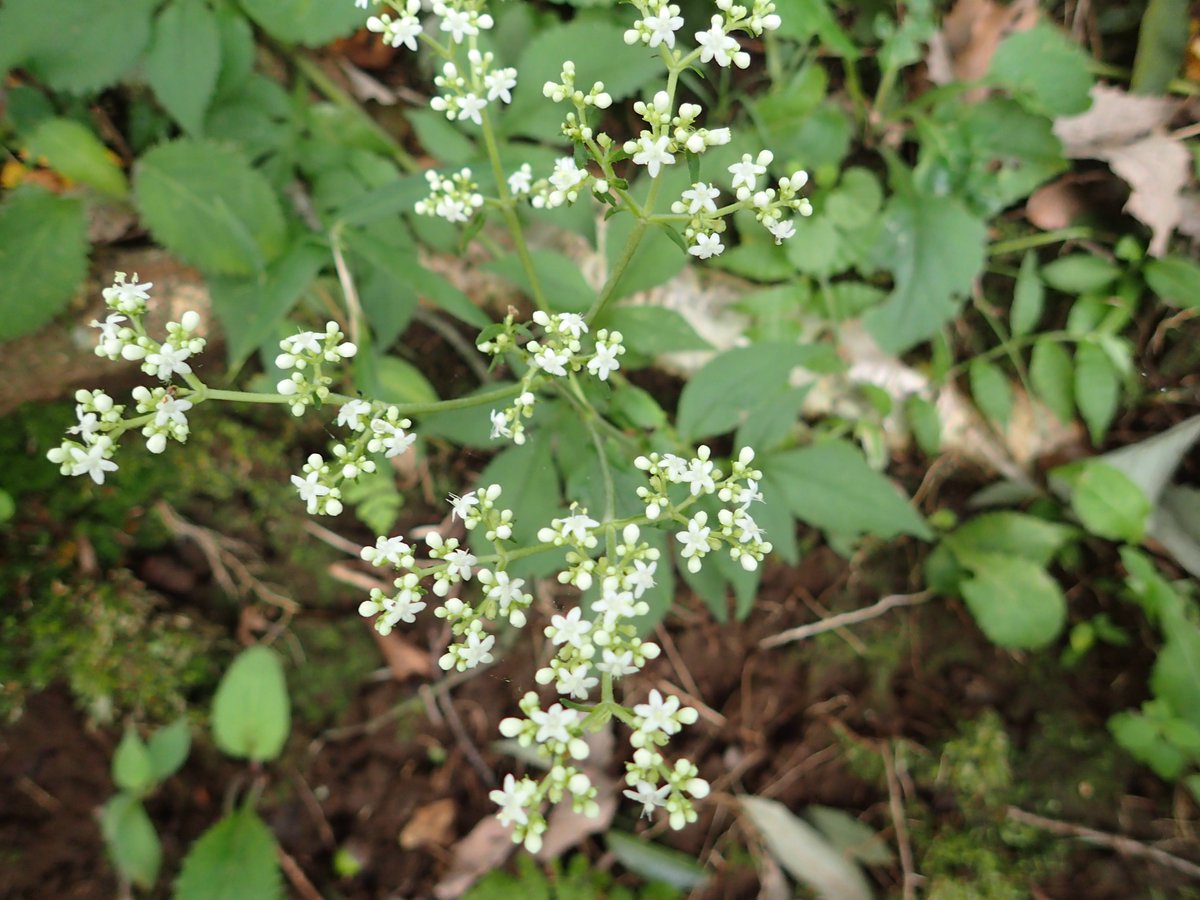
left=289, top=618, right=379, bottom=728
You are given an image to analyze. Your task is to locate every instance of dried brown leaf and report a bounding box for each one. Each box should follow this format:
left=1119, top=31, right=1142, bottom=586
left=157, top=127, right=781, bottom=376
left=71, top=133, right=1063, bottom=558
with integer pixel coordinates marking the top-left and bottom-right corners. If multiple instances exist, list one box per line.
left=399, top=798, right=457, bottom=849
left=927, top=0, right=1038, bottom=87
left=536, top=774, right=618, bottom=862
left=433, top=815, right=516, bottom=899
left=371, top=628, right=431, bottom=681
left=1054, top=85, right=1178, bottom=150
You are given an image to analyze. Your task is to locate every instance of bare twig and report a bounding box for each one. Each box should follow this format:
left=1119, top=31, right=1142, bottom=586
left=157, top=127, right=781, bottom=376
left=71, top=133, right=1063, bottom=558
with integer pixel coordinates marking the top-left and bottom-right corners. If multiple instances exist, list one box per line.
left=330, top=228, right=364, bottom=348
left=277, top=847, right=324, bottom=900
left=656, top=678, right=727, bottom=728
left=883, top=743, right=919, bottom=900
left=303, top=520, right=364, bottom=557
left=430, top=688, right=496, bottom=787
left=1006, top=806, right=1200, bottom=880
left=654, top=623, right=703, bottom=701
left=759, top=592, right=933, bottom=649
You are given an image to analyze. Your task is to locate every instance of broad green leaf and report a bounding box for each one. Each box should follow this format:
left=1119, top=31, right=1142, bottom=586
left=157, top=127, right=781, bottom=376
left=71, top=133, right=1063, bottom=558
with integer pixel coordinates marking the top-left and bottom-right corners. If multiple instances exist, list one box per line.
left=473, top=432, right=562, bottom=578
left=1074, top=341, right=1120, bottom=444
left=956, top=552, right=1067, bottom=649
left=763, top=440, right=932, bottom=540
left=1040, top=254, right=1121, bottom=294
left=600, top=306, right=712, bottom=357
left=113, top=729, right=155, bottom=795
left=213, top=1, right=256, bottom=98
left=175, top=809, right=282, bottom=900
left=208, top=238, right=328, bottom=369
left=905, top=394, right=941, bottom=456
left=1029, top=339, right=1075, bottom=424
left=735, top=385, right=810, bottom=454
left=1069, top=462, right=1150, bottom=543
left=0, top=0, right=156, bottom=94
left=147, top=718, right=191, bottom=782
left=135, top=139, right=286, bottom=275
left=608, top=383, right=668, bottom=430
left=989, top=22, right=1094, bottom=116
left=756, top=472, right=798, bottom=564
left=1109, top=709, right=1186, bottom=779
left=238, top=0, right=364, bottom=46
left=421, top=383, right=520, bottom=448
left=101, top=794, right=162, bottom=890
left=863, top=191, right=987, bottom=353
left=0, top=188, right=87, bottom=341
left=1152, top=609, right=1200, bottom=728
left=484, top=250, right=595, bottom=313
left=945, top=512, right=1074, bottom=567
left=969, top=358, right=1014, bottom=429
left=806, top=805, right=895, bottom=866
left=677, top=344, right=840, bottom=441
left=1010, top=252, right=1044, bottom=336
left=409, top=266, right=491, bottom=328
left=211, top=646, right=291, bottom=761
left=826, top=169, right=884, bottom=230
left=604, top=209, right=689, bottom=301
left=605, top=830, right=708, bottom=890
left=773, top=0, right=860, bottom=58
left=26, top=118, right=128, bottom=198
left=739, top=795, right=872, bottom=900
left=370, top=354, right=439, bottom=406
left=145, top=0, right=221, bottom=135
left=406, top=108, right=477, bottom=166
left=1144, top=256, right=1200, bottom=308
left=1131, top=0, right=1191, bottom=95
left=785, top=215, right=843, bottom=277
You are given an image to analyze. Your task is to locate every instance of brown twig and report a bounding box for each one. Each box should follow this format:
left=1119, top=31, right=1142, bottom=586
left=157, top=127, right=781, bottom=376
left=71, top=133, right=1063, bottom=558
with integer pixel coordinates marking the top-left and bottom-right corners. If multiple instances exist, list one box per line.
left=277, top=847, right=324, bottom=900
left=1006, top=806, right=1200, bottom=880
left=759, top=592, right=933, bottom=649
left=430, top=687, right=496, bottom=787
left=654, top=623, right=704, bottom=701
left=303, top=520, right=365, bottom=557
left=882, top=743, right=919, bottom=900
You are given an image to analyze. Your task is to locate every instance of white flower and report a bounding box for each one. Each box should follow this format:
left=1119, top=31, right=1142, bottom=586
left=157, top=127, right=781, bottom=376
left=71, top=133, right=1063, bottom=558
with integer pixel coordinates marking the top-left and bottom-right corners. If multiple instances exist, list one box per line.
left=448, top=491, right=479, bottom=521
left=91, top=312, right=127, bottom=356
left=143, top=343, right=192, bottom=380
left=556, top=663, right=598, bottom=700
left=153, top=396, right=192, bottom=428
left=490, top=408, right=512, bottom=440
left=337, top=399, right=373, bottom=431
left=530, top=703, right=579, bottom=744
left=69, top=440, right=118, bottom=485
left=624, top=781, right=670, bottom=818
left=643, top=2, right=684, bottom=47
left=292, top=471, right=330, bottom=511
left=490, top=774, right=532, bottom=827
left=507, top=165, right=532, bottom=195
left=695, top=16, right=741, bottom=67
left=631, top=133, right=675, bottom=178
left=362, top=535, right=413, bottom=567
left=597, top=648, right=638, bottom=676
left=587, top=341, right=622, bottom=380
left=460, top=631, right=495, bottom=667
left=560, top=512, right=599, bottom=543
left=681, top=450, right=716, bottom=495
left=484, top=68, right=517, bottom=103
left=766, top=218, right=795, bottom=244
left=69, top=411, right=101, bottom=442
left=439, top=6, right=473, bottom=42
left=627, top=559, right=656, bottom=597
left=547, top=607, right=591, bottom=647
left=458, top=92, right=486, bottom=125
left=728, top=151, right=772, bottom=193
left=369, top=418, right=416, bottom=457
left=555, top=313, right=588, bottom=339
left=688, top=232, right=724, bottom=259
left=677, top=513, right=712, bottom=570
left=634, top=689, right=683, bottom=735
left=681, top=182, right=720, bottom=215
left=532, top=345, right=570, bottom=377
left=444, top=548, right=477, bottom=580
left=102, top=273, right=153, bottom=313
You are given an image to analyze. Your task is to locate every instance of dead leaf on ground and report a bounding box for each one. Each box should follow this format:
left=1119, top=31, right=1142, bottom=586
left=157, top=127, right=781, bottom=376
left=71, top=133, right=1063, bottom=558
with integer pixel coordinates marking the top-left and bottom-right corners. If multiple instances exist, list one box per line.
left=433, top=815, right=516, bottom=899
left=927, top=0, right=1038, bottom=88
left=371, top=628, right=431, bottom=680
left=1054, top=85, right=1189, bottom=256
left=536, top=774, right=618, bottom=862
left=399, top=798, right=457, bottom=849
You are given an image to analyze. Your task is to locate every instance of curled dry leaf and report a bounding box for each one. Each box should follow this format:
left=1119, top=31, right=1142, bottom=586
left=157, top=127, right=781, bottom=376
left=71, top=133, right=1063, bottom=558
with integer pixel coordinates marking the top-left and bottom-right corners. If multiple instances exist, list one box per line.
left=927, top=0, right=1038, bottom=88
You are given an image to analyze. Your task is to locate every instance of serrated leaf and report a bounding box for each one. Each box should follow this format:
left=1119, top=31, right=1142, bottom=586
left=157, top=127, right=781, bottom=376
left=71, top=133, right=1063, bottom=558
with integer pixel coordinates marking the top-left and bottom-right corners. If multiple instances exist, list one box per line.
left=145, top=0, right=222, bottom=134
left=147, top=718, right=191, bottom=782
left=989, top=22, right=1094, bottom=116
left=26, top=118, right=128, bottom=198
left=211, top=646, right=290, bottom=761
left=1144, top=256, right=1200, bottom=309
left=1040, top=254, right=1121, bottom=294
left=956, top=552, right=1067, bottom=649
left=1030, top=339, right=1075, bottom=424
left=238, top=0, right=364, bottom=46
left=1074, top=341, right=1120, bottom=444
left=762, top=440, right=932, bottom=540
left=0, top=188, right=88, bottom=341
left=740, top=795, right=872, bottom=900
left=175, top=809, right=282, bottom=900
left=113, top=729, right=155, bottom=795
left=1011, top=252, right=1044, bottom=336
left=0, top=0, right=156, bottom=94
left=101, top=793, right=162, bottom=890
left=945, top=512, right=1074, bottom=567
left=863, top=191, right=987, bottom=353
left=969, top=358, right=1014, bottom=429
left=1069, top=462, right=1150, bottom=542
left=135, top=139, right=286, bottom=275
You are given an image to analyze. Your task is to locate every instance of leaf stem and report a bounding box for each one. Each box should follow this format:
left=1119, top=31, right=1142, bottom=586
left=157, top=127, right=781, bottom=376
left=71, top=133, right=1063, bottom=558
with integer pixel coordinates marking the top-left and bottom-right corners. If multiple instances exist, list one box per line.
left=988, top=227, right=1094, bottom=257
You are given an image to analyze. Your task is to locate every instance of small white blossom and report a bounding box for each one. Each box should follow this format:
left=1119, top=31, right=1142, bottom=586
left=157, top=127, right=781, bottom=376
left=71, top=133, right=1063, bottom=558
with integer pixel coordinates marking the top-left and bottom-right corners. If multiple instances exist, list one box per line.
left=688, top=232, right=724, bottom=259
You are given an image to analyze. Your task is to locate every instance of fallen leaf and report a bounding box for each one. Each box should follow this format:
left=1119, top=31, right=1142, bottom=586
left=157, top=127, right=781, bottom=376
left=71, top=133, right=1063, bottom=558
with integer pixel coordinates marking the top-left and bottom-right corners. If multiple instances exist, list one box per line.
left=928, top=0, right=1038, bottom=87
left=399, top=799, right=457, bottom=849
left=535, top=774, right=618, bottom=862
left=1025, top=176, right=1091, bottom=230
left=433, top=815, right=515, bottom=899
left=1054, top=85, right=1188, bottom=255
left=370, top=628, right=431, bottom=681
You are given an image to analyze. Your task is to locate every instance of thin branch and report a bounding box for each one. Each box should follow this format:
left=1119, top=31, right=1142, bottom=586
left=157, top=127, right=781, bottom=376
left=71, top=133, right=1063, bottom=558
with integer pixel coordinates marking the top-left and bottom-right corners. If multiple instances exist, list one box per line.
left=883, top=743, right=919, bottom=900
left=1006, top=806, right=1200, bottom=880
left=760, top=592, right=932, bottom=649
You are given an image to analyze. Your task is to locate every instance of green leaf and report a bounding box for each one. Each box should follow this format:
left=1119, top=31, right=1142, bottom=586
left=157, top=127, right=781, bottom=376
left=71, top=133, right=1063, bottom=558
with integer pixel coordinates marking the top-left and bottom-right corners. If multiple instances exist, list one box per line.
left=101, top=793, right=162, bottom=890
left=1074, top=341, right=1120, bottom=444
left=135, top=139, right=286, bottom=275
left=773, top=0, right=860, bottom=58
left=238, top=0, right=365, bottom=46
left=0, top=188, right=88, bottom=341
left=956, top=552, right=1068, bottom=649
left=1144, top=256, right=1200, bottom=309
left=945, top=512, right=1075, bottom=567
left=863, top=190, right=987, bottom=353
left=1069, top=462, right=1151, bottom=543
left=483, top=250, right=595, bottom=313
left=421, top=384, right=518, bottom=448
left=1010, top=252, right=1044, bottom=336
left=0, top=0, right=156, bottom=94
left=989, top=22, right=1094, bottom=116
left=145, top=0, right=222, bottom=135
left=26, top=118, right=128, bottom=198
left=473, top=432, right=562, bottom=579
left=1040, top=254, right=1121, bottom=294
left=763, top=440, right=932, bottom=540
left=406, top=108, right=477, bottom=166
left=806, top=805, right=895, bottom=866
left=969, top=358, right=1014, bottom=429
left=1030, top=340, right=1075, bottom=424
left=175, top=809, right=282, bottom=900
left=604, top=209, right=689, bottom=301
left=1152, top=609, right=1200, bottom=728
left=113, top=728, right=155, bottom=795
left=605, top=830, right=708, bottom=890
left=600, top=306, right=712, bottom=356
left=147, top=718, right=191, bottom=782
left=208, top=238, right=328, bottom=370
left=1131, top=0, right=1191, bottom=95
left=370, top=354, right=439, bottom=406
left=211, top=646, right=291, bottom=762
left=1109, top=709, right=1187, bottom=779
left=677, top=344, right=840, bottom=441
left=905, top=394, right=941, bottom=456
left=409, top=266, right=491, bottom=328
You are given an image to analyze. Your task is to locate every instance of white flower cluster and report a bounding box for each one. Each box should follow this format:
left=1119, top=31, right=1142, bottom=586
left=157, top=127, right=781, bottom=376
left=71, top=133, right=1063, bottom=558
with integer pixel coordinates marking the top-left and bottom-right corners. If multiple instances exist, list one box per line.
left=626, top=0, right=781, bottom=63
left=636, top=446, right=772, bottom=571
left=367, top=0, right=494, bottom=49
left=414, top=167, right=485, bottom=224
left=275, top=322, right=358, bottom=416
left=624, top=90, right=732, bottom=182
left=541, top=61, right=613, bottom=144
left=430, top=49, right=516, bottom=126
left=48, top=275, right=208, bottom=484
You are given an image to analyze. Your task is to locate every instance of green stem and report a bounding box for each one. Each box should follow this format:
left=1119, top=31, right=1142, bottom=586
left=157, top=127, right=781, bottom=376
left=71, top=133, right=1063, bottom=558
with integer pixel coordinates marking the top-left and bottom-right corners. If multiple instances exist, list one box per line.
left=944, top=330, right=1076, bottom=378
left=988, top=227, right=1094, bottom=257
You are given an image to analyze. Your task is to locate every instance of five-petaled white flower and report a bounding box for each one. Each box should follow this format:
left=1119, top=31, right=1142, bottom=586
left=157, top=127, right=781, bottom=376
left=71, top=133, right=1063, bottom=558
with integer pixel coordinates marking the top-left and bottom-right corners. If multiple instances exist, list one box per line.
left=530, top=703, right=578, bottom=744
left=70, top=441, right=118, bottom=485
left=682, top=182, right=720, bottom=215
left=643, top=2, right=683, bottom=47
left=144, top=344, right=193, bottom=380
left=587, top=342, right=621, bottom=380
left=624, top=781, right=670, bottom=818
left=490, top=774, right=532, bottom=827
left=632, top=134, right=675, bottom=178
left=766, top=218, right=795, bottom=244
left=728, top=151, right=772, bottom=193
left=548, top=607, right=592, bottom=647
left=532, top=345, right=570, bottom=377
left=695, top=16, right=741, bottom=67
left=688, top=232, right=724, bottom=259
